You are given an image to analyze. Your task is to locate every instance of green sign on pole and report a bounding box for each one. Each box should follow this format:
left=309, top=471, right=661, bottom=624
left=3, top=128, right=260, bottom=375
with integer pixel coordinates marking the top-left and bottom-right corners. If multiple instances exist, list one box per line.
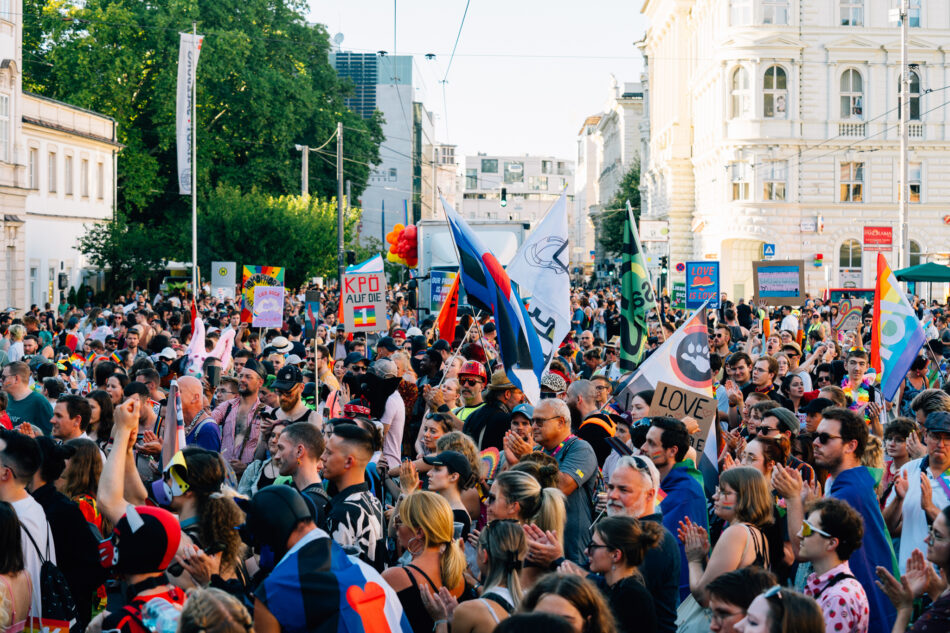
left=672, top=281, right=686, bottom=311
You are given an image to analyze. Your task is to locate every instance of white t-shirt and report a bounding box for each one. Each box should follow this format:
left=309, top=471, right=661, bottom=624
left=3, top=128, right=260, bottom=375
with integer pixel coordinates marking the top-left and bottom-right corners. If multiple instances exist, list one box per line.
left=780, top=314, right=800, bottom=333
left=12, top=495, right=54, bottom=618
left=889, top=457, right=950, bottom=574
left=380, top=390, right=406, bottom=469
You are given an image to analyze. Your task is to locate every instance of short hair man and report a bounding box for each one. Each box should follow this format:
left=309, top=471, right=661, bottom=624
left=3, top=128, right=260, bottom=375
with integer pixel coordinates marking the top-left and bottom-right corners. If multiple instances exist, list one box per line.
left=641, top=416, right=709, bottom=600
left=322, top=423, right=385, bottom=570
left=3, top=361, right=54, bottom=434
left=274, top=422, right=329, bottom=525
left=567, top=379, right=616, bottom=467
left=606, top=455, right=680, bottom=633
left=799, top=498, right=869, bottom=633
left=815, top=407, right=896, bottom=633
left=50, top=394, right=91, bottom=442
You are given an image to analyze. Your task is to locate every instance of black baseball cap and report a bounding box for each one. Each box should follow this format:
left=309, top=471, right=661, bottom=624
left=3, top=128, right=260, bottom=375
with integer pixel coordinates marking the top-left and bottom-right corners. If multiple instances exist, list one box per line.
left=431, top=339, right=450, bottom=353
left=344, top=352, right=368, bottom=367
left=926, top=411, right=950, bottom=434
left=377, top=337, right=399, bottom=352
left=422, top=450, right=473, bottom=486
left=271, top=365, right=303, bottom=391
left=243, top=358, right=267, bottom=380
left=804, top=398, right=834, bottom=416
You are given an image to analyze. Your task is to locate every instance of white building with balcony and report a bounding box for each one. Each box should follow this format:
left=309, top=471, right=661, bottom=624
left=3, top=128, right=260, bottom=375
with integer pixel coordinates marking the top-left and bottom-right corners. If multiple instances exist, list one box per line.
left=640, top=0, right=950, bottom=299
left=460, top=154, right=574, bottom=225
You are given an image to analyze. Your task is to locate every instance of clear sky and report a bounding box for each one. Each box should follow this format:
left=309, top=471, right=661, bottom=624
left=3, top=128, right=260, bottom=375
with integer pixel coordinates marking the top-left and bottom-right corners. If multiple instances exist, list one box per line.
left=307, top=0, right=648, bottom=163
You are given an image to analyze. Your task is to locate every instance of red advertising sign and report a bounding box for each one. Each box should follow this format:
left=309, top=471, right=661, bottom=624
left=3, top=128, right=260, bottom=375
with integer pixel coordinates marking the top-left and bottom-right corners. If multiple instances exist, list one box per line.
left=863, top=226, right=893, bottom=252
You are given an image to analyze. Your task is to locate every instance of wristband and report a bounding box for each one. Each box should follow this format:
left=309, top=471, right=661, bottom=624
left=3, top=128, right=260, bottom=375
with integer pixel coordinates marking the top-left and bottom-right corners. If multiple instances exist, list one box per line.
left=548, top=556, right=566, bottom=571
left=437, top=404, right=451, bottom=413
left=433, top=620, right=448, bottom=631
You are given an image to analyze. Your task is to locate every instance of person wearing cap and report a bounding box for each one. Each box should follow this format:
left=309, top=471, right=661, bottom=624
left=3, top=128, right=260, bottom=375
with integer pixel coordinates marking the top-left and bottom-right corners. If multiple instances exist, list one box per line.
left=462, top=369, right=523, bottom=451
left=422, top=450, right=474, bottom=538
left=781, top=341, right=812, bottom=392
left=450, top=360, right=487, bottom=424
left=212, top=357, right=268, bottom=478
left=269, top=365, right=321, bottom=428
left=375, top=336, right=399, bottom=361
left=540, top=371, right=568, bottom=400
left=756, top=407, right=816, bottom=484
left=594, top=337, right=622, bottom=382
left=884, top=410, right=950, bottom=575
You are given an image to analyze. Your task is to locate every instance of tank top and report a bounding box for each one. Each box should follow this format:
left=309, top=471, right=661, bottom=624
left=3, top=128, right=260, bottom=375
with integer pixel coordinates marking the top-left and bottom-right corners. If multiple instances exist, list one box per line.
left=745, top=524, right=770, bottom=569
left=396, top=564, right=440, bottom=633
left=0, top=572, right=30, bottom=633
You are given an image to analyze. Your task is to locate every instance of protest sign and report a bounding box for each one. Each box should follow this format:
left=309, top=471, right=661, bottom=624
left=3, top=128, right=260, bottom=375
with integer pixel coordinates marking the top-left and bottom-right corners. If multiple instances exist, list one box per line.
left=833, top=298, right=864, bottom=332
left=211, top=261, right=236, bottom=299
left=342, top=271, right=389, bottom=333
left=686, top=261, right=720, bottom=309
left=672, top=281, right=686, bottom=311
left=429, top=270, right=458, bottom=312
left=648, top=380, right=717, bottom=454
left=252, top=286, right=284, bottom=328
left=752, top=260, right=806, bottom=306
left=242, top=265, right=284, bottom=323
left=304, top=290, right=321, bottom=339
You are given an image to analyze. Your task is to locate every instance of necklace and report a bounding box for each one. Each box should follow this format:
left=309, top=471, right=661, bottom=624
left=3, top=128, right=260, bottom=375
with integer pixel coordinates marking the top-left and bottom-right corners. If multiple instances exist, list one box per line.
left=184, top=409, right=210, bottom=436
left=841, top=376, right=872, bottom=411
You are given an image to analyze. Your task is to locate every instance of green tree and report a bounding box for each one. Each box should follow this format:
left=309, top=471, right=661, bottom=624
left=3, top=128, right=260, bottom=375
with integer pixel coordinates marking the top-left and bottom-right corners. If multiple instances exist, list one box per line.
left=77, top=217, right=173, bottom=291
left=26, top=0, right=384, bottom=279
left=597, top=161, right=641, bottom=257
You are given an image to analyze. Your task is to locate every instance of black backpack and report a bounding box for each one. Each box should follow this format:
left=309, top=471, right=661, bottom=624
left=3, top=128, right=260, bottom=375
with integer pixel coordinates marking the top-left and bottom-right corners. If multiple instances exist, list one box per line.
left=22, top=525, right=82, bottom=633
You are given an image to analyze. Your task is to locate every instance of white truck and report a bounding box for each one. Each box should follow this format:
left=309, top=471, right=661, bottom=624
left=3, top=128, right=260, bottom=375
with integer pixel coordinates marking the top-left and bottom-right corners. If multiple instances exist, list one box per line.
left=415, top=217, right=530, bottom=320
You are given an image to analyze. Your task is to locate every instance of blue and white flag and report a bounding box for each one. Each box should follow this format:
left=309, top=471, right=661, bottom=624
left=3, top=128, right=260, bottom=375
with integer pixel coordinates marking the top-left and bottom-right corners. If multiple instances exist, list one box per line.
left=442, top=196, right=545, bottom=403
left=506, top=192, right=571, bottom=369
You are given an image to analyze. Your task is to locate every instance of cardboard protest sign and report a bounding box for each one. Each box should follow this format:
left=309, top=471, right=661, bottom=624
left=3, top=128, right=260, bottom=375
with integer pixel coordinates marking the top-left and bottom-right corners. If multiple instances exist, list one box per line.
left=211, top=261, right=236, bottom=299
left=833, top=298, right=864, bottom=332
left=752, top=260, right=806, bottom=306
left=252, top=286, right=284, bottom=328
left=342, top=271, right=389, bottom=333
left=429, top=270, right=458, bottom=312
left=241, top=265, right=284, bottom=323
left=648, top=380, right=717, bottom=454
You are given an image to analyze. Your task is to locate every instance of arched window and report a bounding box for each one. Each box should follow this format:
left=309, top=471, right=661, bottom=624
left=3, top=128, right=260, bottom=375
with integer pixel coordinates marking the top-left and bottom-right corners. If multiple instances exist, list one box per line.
left=840, top=69, right=864, bottom=119
left=910, top=240, right=922, bottom=267
left=839, top=239, right=862, bottom=269
left=731, top=68, right=750, bottom=119
left=763, top=66, right=788, bottom=118
left=899, top=70, right=921, bottom=121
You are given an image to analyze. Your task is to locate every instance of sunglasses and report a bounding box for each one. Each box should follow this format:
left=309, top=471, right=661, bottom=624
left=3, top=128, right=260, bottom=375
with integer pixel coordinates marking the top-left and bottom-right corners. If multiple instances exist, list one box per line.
left=800, top=519, right=832, bottom=539
left=460, top=378, right=482, bottom=387
left=352, top=366, right=368, bottom=373
left=815, top=432, right=842, bottom=444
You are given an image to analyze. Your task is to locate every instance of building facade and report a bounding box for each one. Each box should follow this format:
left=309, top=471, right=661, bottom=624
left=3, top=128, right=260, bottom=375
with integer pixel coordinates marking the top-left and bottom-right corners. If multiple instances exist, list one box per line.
left=640, top=0, right=950, bottom=300
left=0, top=1, right=118, bottom=311
left=574, top=116, right=601, bottom=272
left=460, top=153, right=574, bottom=225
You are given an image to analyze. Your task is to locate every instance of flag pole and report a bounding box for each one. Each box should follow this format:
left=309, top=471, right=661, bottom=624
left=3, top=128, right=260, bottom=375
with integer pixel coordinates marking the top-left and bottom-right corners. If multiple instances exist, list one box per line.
left=191, top=21, right=198, bottom=296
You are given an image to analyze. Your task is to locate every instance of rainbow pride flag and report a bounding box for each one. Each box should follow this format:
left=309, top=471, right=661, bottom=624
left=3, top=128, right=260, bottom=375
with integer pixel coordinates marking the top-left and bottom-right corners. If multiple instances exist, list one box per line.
left=68, top=353, right=85, bottom=371
left=110, top=351, right=122, bottom=364
left=871, top=253, right=927, bottom=401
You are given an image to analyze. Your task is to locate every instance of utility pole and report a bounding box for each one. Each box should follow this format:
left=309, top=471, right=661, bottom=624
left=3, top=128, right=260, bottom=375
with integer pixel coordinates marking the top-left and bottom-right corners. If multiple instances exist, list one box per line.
left=191, top=21, right=198, bottom=296
left=899, top=0, right=910, bottom=268
left=337, top=122, right=345, bottom=284
left=295, top=144, right=309, bottom=196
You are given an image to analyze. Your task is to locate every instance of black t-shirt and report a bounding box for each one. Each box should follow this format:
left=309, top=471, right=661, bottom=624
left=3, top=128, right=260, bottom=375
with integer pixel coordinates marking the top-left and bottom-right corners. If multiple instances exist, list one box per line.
left=736, top=303, right=753, bottom=329
left=299, top=482, right=329, bottom=526
left=452, top=508, right=472, bottom=539
left=462, top=400, right=511, bottom=451
left=577, top=417, right=613, bottom=468
left=606, top=574, right=657, bottom=633
left=741, top=383, right=792, bottom=409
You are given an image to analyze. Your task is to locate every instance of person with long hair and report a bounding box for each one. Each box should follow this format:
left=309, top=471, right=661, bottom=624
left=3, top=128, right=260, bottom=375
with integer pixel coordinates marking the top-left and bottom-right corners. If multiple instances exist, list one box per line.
left=780, top=374, right=806, bottom=414
left=561, top=516, right=663, bottom=633
left=382, top=491, right=467, bottom=633
left=521, top=573, right=617, bottom=633
left=161, top=448, right=246, bottom=591
left=678, top=467, right=774, bottom=606
left=104, top=372, right=128, bottom=406
left=0, top=501, right=30, bottom=633
left=86, top=389, right=115, bottom=452
left=59, top=438, right=111, bottom=534
left=735, top=587, right=824, bottom=633
left=422, top=519, right=528, bottom=633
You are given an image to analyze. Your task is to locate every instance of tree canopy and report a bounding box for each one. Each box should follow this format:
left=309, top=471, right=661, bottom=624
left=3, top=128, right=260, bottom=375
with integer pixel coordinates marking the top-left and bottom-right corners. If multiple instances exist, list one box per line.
left=25, top=0, right=384, bottom=289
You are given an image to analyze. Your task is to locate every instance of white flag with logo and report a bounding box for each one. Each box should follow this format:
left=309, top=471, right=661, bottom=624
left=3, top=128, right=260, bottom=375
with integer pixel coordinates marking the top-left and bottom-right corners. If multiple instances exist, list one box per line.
left=176, top=32, right=203, bottom=195
left=506, top=192, right=571, bottom=367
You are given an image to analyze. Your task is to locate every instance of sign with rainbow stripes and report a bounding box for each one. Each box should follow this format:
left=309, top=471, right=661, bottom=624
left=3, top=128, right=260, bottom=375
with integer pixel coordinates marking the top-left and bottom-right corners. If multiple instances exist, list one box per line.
left=241, top=265, right=284, bottom=324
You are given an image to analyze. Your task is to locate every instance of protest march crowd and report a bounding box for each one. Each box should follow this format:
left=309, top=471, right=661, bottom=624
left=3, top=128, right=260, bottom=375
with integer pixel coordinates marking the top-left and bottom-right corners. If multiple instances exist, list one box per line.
left=0, top=216, right=949, bottom=633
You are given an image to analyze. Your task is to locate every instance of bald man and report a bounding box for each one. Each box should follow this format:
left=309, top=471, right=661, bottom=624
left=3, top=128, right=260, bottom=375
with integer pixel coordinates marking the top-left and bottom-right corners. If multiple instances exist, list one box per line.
left=178, top=376, right=221, bottom=451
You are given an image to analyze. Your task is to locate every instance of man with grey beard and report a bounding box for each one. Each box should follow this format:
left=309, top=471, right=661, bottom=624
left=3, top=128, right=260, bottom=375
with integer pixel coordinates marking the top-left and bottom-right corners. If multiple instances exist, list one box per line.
left=604, top=455, right=681, bottom=633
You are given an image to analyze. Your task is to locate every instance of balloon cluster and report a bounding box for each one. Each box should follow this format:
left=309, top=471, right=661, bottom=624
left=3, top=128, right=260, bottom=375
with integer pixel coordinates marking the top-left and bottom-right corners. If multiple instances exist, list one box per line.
left=386, top=223, right=418, bottom=267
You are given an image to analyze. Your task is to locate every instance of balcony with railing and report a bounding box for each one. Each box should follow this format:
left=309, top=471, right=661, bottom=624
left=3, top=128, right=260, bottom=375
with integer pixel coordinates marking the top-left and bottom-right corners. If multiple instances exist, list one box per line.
left=838, top=122, right=866, bottom=137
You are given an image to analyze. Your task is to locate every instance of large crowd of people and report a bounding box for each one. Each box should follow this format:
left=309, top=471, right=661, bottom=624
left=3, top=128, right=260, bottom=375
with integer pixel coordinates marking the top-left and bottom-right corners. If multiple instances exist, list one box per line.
left=0, top=285, right=948, bottom=633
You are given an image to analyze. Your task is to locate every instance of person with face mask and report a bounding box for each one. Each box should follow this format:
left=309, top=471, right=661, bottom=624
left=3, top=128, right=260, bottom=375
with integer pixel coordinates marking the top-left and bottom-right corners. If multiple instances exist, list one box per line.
left=245, top=486, right=410, bottom=633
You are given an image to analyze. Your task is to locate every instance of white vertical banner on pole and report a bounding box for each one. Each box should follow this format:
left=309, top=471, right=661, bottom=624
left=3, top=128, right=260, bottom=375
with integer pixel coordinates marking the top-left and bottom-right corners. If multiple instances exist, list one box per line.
left=176, top=32, right=203, bottom=195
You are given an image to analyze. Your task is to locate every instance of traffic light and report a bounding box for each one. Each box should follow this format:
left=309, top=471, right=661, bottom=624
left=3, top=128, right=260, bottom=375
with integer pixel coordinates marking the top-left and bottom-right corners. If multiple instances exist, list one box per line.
left=500, top=187, right=508, bottom=208
left=659, top=256, right=669, bottom=274
left=346, top=250, right=356, bottom=266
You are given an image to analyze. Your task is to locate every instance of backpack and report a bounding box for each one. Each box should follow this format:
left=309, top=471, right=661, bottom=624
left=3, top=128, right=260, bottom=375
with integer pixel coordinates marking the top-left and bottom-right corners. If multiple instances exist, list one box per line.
left=22, top=525, right=82, bottom=633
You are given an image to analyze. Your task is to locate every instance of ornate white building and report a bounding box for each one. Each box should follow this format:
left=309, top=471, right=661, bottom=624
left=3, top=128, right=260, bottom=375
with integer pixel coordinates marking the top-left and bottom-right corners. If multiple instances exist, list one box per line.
left=640, top=0, right=950, bottom=300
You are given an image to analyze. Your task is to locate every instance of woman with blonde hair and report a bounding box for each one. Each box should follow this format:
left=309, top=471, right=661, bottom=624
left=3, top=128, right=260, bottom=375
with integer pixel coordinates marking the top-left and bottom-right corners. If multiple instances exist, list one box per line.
left=678, top=466, right=773, bottom=606
left=7, top=324, right=25, bottom=362
left=179, top=587, right=252, bottom=633
left=383, top=491, right=467, bottom=633
left=423, top=519, right=528, bottom=633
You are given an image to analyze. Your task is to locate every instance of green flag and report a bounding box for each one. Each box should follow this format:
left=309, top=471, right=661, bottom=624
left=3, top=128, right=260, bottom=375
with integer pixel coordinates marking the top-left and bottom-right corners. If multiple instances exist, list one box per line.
left=620, top=201, right=656, bottom=371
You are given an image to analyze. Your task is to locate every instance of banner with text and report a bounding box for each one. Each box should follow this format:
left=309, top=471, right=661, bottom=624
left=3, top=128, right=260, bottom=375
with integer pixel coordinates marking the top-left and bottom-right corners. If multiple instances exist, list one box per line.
left=241, top=265, right=284, bottom=323
left=863, top=226, right=893, bottom=252
left=686, top=261, right=720, bottom=310
left=252, top=286, right=284, bottom=328
left=648, top=380, right=717, bottom=454
left=176, top=32, right=203, bottom=195
left=429, top=270, right=458, bottom=312
left=343, top=272, right=389, bottom=333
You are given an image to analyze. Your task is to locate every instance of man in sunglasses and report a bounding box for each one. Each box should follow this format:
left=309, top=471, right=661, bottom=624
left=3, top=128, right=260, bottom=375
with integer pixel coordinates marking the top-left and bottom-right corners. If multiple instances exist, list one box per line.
left=710, top=324, right=732, bottom=357
left=799, top=498, right=868, bottom=633
left=269, top=365, right=321, bottom=427
left=883, top=411, right=950, bottom=576
left=815, top=407, right=897, bottom=633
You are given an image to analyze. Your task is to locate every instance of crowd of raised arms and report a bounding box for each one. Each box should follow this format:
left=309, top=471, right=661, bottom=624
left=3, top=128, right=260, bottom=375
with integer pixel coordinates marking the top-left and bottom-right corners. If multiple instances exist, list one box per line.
left=1, top=284, right=950, bottom=633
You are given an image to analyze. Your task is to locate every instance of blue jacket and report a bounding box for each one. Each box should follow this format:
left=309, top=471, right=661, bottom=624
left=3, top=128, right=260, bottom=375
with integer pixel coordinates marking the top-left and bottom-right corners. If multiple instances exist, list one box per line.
left=829, top=466, right=898, bottom=633
left=659, top=460, right=709, bottom=601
